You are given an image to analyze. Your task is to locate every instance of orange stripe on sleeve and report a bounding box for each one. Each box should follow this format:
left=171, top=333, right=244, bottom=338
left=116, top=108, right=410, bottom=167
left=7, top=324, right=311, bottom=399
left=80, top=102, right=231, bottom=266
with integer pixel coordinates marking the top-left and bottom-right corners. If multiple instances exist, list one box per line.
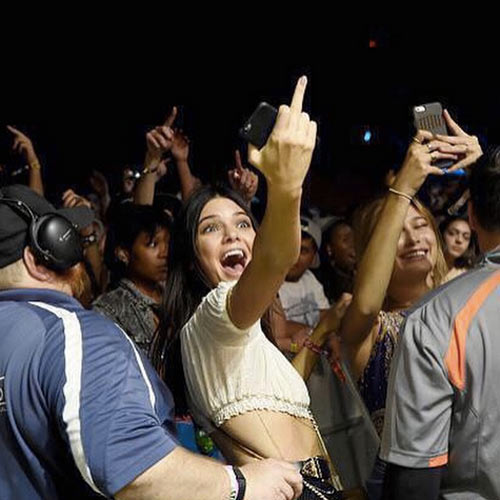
left=428, top=453, right=448, bottom=467
left=445, top=271, right=500, bottom=390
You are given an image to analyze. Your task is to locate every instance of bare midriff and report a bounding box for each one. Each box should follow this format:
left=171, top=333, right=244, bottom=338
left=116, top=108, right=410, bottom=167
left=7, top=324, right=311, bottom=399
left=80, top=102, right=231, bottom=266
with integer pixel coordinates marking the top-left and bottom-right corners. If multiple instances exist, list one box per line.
left=212, top=410, right=323, bottom=466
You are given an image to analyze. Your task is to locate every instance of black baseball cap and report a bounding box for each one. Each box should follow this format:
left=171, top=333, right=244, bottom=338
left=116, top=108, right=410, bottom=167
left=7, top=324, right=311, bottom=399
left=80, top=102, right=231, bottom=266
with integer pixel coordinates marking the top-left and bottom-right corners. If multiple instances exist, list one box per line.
left=0, top=184, right=94, bottom=268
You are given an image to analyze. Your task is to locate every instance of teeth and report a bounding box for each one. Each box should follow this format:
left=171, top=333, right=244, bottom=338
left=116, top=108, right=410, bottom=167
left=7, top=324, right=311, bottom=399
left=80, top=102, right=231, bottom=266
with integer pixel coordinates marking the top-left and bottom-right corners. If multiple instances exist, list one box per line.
left=222, top=249, right=244, bottom=260
left=405, top=250, right=426, bottom=258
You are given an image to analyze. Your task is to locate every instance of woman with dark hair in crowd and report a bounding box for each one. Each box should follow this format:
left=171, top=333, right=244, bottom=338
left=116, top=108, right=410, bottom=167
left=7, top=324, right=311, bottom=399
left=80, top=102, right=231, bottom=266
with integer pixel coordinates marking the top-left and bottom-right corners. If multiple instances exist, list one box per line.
left=93, top=203, right=170, bottom=355
left=152, top=78, right=357, bottom=499
left=440, top=214, right=479, bottom=282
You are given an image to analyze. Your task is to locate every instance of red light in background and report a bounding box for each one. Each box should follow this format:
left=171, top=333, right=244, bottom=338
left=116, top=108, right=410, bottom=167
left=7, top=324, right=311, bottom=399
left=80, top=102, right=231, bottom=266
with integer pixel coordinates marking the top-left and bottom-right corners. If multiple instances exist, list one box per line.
left=369, top=39, right=377, bottom=48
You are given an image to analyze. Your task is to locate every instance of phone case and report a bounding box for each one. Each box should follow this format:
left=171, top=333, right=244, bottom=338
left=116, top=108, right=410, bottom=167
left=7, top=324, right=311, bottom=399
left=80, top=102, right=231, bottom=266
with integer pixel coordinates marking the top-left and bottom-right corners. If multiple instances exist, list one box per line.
left=239, top=102, right=278, bottom=149
left=413, top=102, right=452, bottom=168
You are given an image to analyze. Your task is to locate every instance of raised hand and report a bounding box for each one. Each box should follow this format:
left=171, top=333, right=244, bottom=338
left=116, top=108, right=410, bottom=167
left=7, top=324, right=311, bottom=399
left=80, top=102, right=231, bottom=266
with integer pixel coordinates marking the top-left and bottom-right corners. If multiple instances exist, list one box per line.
left=171, top=128, right=189, bottom=162
left=62, top=189, right=93, bottom=210
left=248, top=76, right=316, bottom=193
left=392, top=129, right=450, bottom=197
left=228, top=149, right=259, bottom=203
left=7, top=125, right=38, bottom=165
left=144, top=106, right=178, bottom=169
left=434, top=109, right=483, bottom=172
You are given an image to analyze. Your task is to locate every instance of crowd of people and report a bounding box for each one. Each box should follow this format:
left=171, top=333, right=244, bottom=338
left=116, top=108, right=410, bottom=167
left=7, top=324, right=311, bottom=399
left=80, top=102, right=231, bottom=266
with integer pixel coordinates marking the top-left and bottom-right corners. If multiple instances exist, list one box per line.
left=0, top=76, right=498, bottom=500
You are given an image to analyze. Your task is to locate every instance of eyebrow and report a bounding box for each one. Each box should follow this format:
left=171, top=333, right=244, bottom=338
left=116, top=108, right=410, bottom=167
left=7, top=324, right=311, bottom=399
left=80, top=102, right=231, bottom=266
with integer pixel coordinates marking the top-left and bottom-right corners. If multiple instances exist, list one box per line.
left=198, top=211, right=249, bottom=225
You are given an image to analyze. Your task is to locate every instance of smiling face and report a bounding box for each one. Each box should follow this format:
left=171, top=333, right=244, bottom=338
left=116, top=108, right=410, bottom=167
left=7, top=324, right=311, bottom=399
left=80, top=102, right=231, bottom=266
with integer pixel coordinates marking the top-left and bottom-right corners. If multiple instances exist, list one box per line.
left=443, top=219, right=471, bottom=261
left=195, top=197, right=256, bottom=288
left=392, top=204, right=438, bottom=282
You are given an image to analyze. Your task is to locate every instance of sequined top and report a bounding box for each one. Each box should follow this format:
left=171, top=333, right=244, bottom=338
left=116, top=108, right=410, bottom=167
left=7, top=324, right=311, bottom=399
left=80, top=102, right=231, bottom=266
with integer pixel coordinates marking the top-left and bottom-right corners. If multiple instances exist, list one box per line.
left=357, top=310, right=405, bottom=436
left=93, top=279, right=160, bottom=356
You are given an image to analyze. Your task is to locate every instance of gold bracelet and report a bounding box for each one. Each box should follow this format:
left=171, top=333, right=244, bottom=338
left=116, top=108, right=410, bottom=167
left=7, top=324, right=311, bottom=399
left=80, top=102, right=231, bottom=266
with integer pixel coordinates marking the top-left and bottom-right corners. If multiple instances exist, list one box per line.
left=142, top=166, right=158, bottom=176
left=29, top=160, right=41, bottom=171
left=290, top=342, right=299, bottom=354
left=388, top=187, right=413, bottom=202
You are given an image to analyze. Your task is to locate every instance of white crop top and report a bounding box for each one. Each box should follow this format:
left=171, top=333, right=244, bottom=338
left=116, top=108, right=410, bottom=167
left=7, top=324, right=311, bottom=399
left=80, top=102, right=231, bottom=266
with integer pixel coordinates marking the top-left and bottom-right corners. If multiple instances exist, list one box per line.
left=180, top=281, right=312, bottom=432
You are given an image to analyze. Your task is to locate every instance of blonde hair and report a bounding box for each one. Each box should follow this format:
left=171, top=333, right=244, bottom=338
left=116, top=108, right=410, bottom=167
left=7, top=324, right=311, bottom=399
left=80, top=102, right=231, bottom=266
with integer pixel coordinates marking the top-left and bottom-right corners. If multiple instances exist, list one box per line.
left=0, top=259, right=28, bottom=289
left=352, top=195, right=448, bottom=290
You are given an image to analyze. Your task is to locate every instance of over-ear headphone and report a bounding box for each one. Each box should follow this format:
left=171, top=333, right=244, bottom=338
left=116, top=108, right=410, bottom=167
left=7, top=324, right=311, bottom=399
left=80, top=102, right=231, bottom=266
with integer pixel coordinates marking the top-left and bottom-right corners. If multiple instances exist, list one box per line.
left=0, top=197, right=83, bottom=271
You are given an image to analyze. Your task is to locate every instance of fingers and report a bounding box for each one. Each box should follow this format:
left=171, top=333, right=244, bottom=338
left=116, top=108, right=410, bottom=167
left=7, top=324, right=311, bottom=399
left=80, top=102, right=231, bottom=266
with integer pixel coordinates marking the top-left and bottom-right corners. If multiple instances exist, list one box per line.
left=164, top=106, right=178, bottom=128
left=248, top=144, right=261, bottom=168
left=271, top=105, right=291, bottom=139
left=434, top=134, right=470, bottom=145
left=289, top=76, right=307, bottom=114
left=443, top=109, right=466, bottom=136
left=430, top=151, right=458, bottom=162
left=413, top=129, right=434, bottom=144
left=306, top=120, right=317, bottom=151
left=235, top=149, right=244, bottom=170
left=280, top=468, right=303, bottom=500
left=426, top=140, right=467, bottom=155
left=7, top=125, right=22, bottom=136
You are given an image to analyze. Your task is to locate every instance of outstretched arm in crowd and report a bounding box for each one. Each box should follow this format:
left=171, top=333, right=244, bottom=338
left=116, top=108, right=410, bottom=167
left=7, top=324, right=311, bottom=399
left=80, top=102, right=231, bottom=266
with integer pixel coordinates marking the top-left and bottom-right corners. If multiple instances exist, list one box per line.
left=339, top=130, right=449, bottom=378
left=292, top=293, right=352, bottom=381
left=134, top=106, right=199, bottom=205
left=228, top=149, right=259, bottom=205
left=228, top=76, right=317, bottom=330
left=7, top=126, right=44, bottom=196
left=116, top=447, right=303, bottom=500
left=340, top=113, right=482, bottom=379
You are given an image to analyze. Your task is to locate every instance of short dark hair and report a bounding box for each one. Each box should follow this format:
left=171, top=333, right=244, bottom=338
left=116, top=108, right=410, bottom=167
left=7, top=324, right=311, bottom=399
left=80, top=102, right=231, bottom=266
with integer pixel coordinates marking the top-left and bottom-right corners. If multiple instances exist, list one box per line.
left=469, top=146, right=500, bottom=232
left=104, top=204, right=171, bottom=285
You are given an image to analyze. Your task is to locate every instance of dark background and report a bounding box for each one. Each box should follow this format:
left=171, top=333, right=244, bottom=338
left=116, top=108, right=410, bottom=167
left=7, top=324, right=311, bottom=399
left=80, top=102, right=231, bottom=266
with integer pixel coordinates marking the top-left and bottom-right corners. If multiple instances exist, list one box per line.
left=0, top=25, right=497, bottom=213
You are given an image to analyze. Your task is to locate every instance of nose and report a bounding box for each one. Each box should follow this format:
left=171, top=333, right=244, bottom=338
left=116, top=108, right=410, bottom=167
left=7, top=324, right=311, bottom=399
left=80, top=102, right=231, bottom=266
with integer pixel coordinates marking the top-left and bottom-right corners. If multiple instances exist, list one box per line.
left=405, top=227, right=420, bottom=246
left=223, top=225, right=240, bottom=243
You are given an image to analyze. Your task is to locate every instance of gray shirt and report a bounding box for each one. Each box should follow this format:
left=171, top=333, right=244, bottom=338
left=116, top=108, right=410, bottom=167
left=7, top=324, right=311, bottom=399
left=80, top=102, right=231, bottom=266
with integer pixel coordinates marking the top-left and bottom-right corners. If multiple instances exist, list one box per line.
left=381, top=250, right=500, bottom=499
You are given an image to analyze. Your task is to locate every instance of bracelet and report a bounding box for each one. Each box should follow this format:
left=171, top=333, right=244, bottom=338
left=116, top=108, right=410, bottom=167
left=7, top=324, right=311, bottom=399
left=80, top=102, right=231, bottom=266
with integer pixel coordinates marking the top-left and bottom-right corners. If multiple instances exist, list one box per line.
left=223, top=466, right=239, bottom=500
left=303, top=338, right=324, bottom=356
left=388, top=187, right=413, bottom=202
left=142, top=166, right=158, bottom=176
left=233, top=467, right=246, bottom=500
left=29, top=160, right=41, bottom=171
left=290, top=341, right=299, bottom=354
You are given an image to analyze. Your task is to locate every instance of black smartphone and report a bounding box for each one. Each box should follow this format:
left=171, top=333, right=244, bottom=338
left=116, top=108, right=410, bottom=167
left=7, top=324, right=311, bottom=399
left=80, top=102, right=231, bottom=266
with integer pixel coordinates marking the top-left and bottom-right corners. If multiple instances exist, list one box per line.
left=412, top=102, right=453, bottom=169
left=239, top=102, right=278, bottom=150
left=240, top=102, right=320, bottom=150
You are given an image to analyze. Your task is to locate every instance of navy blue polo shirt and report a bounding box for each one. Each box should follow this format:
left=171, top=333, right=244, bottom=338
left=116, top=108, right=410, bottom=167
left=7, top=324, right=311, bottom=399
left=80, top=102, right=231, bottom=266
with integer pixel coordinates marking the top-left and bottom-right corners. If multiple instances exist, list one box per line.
left=0, top=288, right=178, bottom=499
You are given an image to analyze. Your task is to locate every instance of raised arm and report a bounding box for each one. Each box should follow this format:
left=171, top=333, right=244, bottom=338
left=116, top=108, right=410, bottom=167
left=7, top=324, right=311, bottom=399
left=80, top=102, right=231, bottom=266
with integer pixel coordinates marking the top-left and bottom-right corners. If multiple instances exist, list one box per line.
left=134, top=109, right=176, bottom=205
left=339, top=130, right=448, bottom=354
left=7, top=125, right=44, bottom=196
left=292, top=293, right=352, bottom=380
left=228, top=76, right=317, bottom=329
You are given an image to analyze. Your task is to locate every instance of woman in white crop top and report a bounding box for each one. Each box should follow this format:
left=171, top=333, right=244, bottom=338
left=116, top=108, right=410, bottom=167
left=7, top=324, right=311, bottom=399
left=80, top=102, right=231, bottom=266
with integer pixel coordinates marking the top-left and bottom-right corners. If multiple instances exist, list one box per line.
left=153, top=78, right=352, bottom=499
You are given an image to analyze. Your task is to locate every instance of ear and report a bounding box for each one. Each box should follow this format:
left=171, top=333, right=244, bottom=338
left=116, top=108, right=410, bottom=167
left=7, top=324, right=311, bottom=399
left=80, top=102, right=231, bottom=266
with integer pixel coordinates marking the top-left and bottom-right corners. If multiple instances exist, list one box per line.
left=115, top=246, right=130, bottom=265
left=468, top=201, right=477, bottom=232
left=23, top=247, right=53, bottom=282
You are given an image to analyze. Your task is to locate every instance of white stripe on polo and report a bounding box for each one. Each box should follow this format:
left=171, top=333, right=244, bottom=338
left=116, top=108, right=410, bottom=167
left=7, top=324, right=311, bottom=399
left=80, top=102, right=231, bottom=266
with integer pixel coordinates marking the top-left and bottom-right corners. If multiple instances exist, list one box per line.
left=29, top=301, right=102, bottom=496
left=116, top=326, right=156, bottom=411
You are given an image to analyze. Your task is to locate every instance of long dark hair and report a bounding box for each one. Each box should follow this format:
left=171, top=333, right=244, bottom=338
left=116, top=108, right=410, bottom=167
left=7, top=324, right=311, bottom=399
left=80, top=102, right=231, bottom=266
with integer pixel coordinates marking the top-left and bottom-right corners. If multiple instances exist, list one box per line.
left=151, top=184, right=257, bottom=415
left=439, top=215, right=479, bottom=270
